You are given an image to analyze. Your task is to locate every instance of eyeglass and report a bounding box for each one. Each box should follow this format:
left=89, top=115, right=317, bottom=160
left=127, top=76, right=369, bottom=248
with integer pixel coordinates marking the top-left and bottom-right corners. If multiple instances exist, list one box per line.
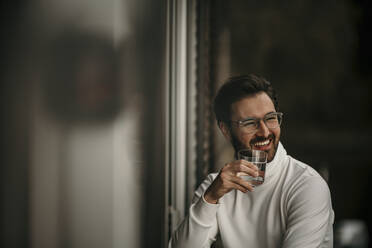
left=230, top=112, right=283, bottom=133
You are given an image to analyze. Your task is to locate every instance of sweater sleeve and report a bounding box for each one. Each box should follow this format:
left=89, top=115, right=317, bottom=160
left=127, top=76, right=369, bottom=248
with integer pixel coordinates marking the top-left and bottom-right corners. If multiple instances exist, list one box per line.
left=282, top=175, right=334, bottom=248
left=169, top=174, right=220, bottom=248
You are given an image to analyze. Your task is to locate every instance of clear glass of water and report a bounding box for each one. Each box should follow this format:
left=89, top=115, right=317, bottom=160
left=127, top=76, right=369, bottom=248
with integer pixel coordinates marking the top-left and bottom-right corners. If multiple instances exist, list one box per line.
left=237, top=149, right=268, bottom=186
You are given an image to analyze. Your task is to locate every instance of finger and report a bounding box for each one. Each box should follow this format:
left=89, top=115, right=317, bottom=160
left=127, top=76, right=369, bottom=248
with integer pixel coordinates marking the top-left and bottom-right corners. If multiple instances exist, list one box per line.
left=233, top=161, right=259, bottom=177
left=219, top=171, right=252, bottom=191
left=220, top=162, right=235, bottom=175
left=230, top=175, right=255, bottom=192
left=239, top=160, right=259, bottom=170
left=228, top=180, right=250, bottom=193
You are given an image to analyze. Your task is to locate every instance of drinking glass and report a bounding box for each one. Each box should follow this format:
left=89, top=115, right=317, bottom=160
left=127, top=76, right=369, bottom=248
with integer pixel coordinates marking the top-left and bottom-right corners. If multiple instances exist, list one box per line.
left=237, top=149, right=267, bottom=187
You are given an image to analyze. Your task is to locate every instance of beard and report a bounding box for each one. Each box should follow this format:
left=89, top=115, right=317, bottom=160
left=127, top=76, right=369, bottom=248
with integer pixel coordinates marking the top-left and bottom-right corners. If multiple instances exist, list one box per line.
left=230, top=131, right=279, bottom=162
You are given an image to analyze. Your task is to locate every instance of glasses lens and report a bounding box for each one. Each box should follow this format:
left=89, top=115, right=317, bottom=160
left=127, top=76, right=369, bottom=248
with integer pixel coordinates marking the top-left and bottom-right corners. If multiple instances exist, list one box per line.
left=236, top=112, right=283, bottom=133
left=265, top=113, right=282, bottom=129
left=240, top=120, right=257, bottom=133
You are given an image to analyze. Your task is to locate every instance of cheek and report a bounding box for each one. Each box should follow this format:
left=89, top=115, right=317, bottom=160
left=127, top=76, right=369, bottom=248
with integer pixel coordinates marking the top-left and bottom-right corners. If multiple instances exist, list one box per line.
left=273, top=128, right=281, bottom=141
left=236, top=131, right=254, bottom=144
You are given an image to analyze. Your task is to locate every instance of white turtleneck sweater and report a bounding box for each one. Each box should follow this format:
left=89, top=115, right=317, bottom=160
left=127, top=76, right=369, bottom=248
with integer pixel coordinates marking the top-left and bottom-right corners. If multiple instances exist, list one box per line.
left=169, top=142, right=334, bottom=248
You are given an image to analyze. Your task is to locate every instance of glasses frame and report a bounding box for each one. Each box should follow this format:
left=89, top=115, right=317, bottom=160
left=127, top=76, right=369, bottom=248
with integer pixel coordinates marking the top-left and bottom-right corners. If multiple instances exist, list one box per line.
left=230, top=112, right=284, bottom=134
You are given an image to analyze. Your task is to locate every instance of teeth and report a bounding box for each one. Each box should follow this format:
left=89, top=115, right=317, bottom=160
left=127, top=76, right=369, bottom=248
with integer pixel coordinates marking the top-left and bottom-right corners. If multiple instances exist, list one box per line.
left=254, top=140, right=270, bottom=147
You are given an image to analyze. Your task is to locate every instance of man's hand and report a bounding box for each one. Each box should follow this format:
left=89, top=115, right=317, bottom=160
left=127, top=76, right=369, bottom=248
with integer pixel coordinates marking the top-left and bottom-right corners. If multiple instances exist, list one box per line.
left=204, top=160, right=259, bottom=204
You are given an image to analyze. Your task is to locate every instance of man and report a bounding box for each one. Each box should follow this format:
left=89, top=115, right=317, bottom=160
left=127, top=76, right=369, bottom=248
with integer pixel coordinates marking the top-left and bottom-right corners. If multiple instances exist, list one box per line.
left=169, top=74, right=334, bottom=248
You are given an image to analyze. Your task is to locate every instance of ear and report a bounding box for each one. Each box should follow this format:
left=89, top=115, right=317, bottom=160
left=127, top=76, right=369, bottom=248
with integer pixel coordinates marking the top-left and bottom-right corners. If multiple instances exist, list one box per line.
left=219, top=122, right=232, bottom=141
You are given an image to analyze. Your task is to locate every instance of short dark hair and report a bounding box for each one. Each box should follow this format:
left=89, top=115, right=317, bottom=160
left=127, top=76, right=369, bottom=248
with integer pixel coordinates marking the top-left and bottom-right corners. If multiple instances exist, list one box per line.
left=213, top=74, right=279, bottom=124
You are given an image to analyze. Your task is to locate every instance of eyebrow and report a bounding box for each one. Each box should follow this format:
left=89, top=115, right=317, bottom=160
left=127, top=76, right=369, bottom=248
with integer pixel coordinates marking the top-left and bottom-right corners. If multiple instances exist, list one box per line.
left=240, top=117, right=256, bottom=122
left=265, top=111, right=276, bottom=115
left=240, top=111, right=276, bottom=122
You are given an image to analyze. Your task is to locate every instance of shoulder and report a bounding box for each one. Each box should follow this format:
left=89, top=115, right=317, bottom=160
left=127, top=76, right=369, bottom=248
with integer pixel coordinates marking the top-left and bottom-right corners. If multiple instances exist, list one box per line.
left=284, top=156, right=326, bottom=187
left=288, top=156, right=321, bottom=177
left=283, top=156, right=331, bottom=208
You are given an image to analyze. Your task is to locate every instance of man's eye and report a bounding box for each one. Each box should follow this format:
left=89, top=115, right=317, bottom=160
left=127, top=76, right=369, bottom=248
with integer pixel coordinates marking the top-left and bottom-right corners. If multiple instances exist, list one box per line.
left=266, top=116, right=277, bottom=121
left=241, top=121, right=256, bottom=127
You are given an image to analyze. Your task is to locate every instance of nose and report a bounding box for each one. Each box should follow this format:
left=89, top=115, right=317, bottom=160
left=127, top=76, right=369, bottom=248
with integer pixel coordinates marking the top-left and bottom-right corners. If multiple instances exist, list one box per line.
left=256, top=120, right=270, bottom=137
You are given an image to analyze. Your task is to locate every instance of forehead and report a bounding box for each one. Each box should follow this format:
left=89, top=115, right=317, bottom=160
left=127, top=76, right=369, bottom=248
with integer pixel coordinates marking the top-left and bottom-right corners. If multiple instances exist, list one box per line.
left=230, top=92, right=276, bottom=119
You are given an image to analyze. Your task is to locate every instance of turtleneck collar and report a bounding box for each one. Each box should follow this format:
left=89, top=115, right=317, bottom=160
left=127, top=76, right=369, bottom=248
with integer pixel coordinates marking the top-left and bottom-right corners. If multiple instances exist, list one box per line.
left=265, top=142, right=287, bottom=180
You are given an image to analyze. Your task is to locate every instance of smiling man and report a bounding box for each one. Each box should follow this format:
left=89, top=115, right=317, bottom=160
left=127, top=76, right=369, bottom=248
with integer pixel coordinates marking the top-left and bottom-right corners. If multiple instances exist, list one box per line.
left=169, top=75, right=334, bottom=248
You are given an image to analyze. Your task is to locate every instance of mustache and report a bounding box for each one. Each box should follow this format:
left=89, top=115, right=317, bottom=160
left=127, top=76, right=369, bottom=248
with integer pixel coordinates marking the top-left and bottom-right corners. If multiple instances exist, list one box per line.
left=250, top=134, right=275, bottom=144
